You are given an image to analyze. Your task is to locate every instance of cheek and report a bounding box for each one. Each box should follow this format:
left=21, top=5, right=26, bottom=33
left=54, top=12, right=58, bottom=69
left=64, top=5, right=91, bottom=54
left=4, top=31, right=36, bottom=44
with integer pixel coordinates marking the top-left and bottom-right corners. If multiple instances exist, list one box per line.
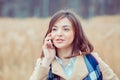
left=70, top=34, right=74, bottom=41
left=51, top=33, right=56, bottom=39
left=66, top=32, right=74, bottom=41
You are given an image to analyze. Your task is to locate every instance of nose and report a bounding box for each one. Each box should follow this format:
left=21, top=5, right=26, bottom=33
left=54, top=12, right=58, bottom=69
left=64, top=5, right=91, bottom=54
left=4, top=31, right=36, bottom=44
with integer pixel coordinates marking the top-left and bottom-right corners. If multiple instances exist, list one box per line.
left=56, top=29, right=63, bottom=37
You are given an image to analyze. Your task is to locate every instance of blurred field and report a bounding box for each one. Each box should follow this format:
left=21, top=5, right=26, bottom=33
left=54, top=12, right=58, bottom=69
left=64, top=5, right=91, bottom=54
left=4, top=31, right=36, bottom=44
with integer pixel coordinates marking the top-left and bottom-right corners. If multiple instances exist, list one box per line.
left=0, top=15, right=120, bottom=80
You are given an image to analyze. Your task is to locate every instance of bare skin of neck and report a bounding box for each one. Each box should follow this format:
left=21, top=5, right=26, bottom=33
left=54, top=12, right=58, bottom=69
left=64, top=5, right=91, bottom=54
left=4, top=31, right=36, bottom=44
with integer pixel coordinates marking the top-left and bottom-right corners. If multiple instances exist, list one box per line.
left=57, top=46, right=73, bottom=66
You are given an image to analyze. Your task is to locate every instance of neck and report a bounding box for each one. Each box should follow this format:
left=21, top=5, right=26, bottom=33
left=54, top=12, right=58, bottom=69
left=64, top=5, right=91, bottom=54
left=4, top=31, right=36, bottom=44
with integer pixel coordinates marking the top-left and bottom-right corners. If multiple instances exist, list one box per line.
left=57, top=46, right=73, bottom=59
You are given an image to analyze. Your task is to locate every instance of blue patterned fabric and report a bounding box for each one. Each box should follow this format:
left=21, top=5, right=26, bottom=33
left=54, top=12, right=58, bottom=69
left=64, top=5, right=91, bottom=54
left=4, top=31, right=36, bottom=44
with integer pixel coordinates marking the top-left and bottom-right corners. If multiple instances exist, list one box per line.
left=47, top=64, right=59, bottom=80
left=83, top=54, right=103, bottom=80
left=47, top=54, right=103, bottom=80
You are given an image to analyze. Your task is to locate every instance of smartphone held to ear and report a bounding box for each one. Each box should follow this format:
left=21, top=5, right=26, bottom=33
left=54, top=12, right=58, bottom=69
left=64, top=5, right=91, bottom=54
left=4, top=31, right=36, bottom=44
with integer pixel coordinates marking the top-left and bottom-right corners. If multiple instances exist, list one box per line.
left=48, top=40, right=54, bottom=49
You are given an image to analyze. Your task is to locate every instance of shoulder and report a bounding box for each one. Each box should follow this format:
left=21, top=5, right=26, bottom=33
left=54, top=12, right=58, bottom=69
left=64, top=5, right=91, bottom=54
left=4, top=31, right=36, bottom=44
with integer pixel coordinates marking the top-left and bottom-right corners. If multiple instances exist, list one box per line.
left=91, top=52, right=102, bottom=61
left=91, top=52, right=110, bottom=71
left=90, top=52, right=106, bottom=64
left=91, top=52, right=105, bottom=64
left=83, top=52, right=100, bottom=62
left=90, top=53, right=119, bottom=79
left=91, top=52, right=99, bottom=57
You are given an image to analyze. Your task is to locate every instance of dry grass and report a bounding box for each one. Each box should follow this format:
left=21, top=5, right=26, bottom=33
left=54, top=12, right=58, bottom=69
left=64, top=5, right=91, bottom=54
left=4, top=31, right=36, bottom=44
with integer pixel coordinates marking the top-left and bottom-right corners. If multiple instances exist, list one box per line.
left=0, top=15, right=120, bottom=80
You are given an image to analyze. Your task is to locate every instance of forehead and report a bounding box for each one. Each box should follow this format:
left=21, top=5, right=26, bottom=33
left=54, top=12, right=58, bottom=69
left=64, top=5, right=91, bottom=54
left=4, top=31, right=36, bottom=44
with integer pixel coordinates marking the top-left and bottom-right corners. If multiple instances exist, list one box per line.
left=53, top=17, right=72, bottom=27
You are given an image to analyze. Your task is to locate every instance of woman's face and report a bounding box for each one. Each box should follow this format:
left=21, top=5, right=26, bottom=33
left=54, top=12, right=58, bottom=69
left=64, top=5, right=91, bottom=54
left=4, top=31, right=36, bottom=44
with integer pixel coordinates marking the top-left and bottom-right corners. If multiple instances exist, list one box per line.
left=51, top=17, right=74, bottom=49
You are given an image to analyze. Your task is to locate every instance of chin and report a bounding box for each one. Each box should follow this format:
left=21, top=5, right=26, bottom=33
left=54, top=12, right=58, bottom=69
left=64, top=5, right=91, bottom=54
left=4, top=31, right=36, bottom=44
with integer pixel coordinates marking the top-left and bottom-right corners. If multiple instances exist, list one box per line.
left=55, top=46, right=64, bottom=49
left=54, top=45, right=66, bottom=49
left=55, top=44, right=70, bottom=49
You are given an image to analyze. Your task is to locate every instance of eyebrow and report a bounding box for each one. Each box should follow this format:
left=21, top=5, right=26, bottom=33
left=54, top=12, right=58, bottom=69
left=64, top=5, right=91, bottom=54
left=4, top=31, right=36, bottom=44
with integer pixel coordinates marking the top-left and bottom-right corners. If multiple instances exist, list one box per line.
left=53, top=25, right=71, bottom=28
left=63, top=25, right=71, bottom=28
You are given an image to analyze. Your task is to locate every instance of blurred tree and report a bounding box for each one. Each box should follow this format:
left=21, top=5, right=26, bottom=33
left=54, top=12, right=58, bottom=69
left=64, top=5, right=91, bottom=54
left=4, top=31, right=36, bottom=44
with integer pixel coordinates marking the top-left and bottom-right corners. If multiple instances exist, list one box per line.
left=43, top=0, right=49, bottom=17
left=29, top=0, right=41, bottom=17
left=49, top=0, right=62, bottom=16
left=81, top=0, right=90, bottom=18
left=0, top=0, right=120, bottom=18
left=0, top=0, right=4, bottom=16
left=67, top=0, right=79, bottom=13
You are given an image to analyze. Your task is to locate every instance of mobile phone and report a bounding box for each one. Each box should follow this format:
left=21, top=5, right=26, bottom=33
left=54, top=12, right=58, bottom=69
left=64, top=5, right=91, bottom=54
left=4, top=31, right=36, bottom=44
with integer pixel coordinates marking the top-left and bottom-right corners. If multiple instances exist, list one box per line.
left=49, top=40, right=54, bottom=49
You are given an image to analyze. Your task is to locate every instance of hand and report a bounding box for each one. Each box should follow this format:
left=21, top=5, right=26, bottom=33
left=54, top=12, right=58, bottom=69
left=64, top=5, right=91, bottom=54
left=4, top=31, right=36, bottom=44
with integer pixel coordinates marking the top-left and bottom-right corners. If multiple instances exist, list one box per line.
left=42, top=33, right=56, bottom=65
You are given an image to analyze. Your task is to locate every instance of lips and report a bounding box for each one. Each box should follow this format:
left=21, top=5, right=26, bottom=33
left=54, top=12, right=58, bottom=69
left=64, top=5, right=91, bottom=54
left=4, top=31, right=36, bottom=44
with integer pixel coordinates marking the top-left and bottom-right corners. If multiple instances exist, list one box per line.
left=55, top=39, right=64, bottom=43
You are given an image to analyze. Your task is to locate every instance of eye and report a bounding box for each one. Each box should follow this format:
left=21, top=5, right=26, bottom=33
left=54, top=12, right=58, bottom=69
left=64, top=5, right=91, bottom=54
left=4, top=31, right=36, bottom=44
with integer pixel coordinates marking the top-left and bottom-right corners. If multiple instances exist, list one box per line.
left=64, top=28, right=70, bottom=31
left=52, top=27, right=57, bottom=31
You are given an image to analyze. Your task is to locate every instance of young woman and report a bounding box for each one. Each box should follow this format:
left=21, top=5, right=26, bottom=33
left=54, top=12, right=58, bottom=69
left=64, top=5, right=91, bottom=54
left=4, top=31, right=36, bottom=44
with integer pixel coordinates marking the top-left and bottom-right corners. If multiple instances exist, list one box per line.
left=29, top=10, right=119, bottom=80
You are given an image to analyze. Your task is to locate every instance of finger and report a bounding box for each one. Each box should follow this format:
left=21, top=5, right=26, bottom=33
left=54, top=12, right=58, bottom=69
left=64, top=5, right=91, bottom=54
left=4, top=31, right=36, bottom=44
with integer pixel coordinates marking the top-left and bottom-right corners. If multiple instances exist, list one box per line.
left=45, top=33, right=52, bottom=41
left=44, top=40, right=51, bottom=48
left=47, top=33, right=51, bottom=37
left=44, top=33, right=54, bottom=49
left=50, top=34, right=55, bottom=40
left=47, top=40, right=53, bottom=48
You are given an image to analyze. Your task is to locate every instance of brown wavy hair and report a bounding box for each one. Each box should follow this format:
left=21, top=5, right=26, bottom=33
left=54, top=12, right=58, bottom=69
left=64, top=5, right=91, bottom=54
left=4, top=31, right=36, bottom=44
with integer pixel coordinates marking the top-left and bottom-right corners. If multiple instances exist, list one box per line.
left=43, top=10, right=94, bottom=57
